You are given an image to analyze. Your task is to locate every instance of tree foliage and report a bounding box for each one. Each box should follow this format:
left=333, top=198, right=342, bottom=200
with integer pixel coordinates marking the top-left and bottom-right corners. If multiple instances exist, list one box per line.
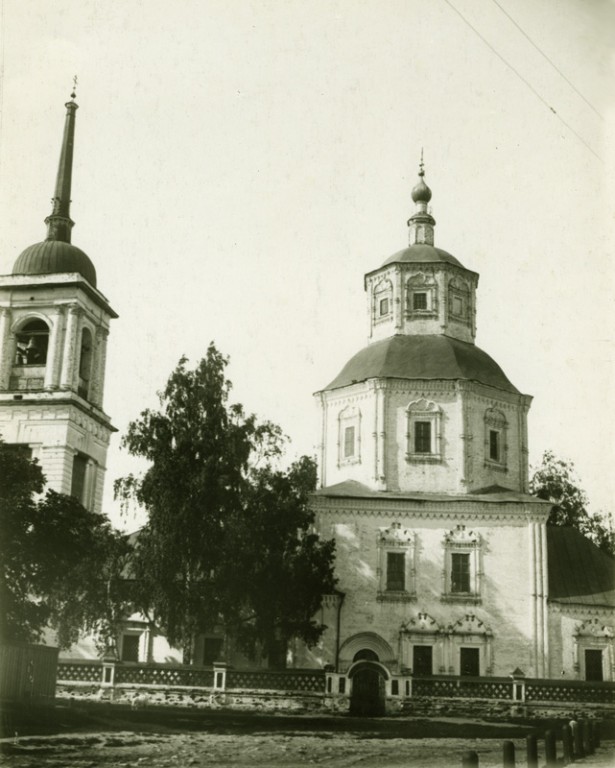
left=0, top=442, right=131, bottom=649
left=115, top=344, right=336, bottom=667
left=530, top=450, right=615, bottom=556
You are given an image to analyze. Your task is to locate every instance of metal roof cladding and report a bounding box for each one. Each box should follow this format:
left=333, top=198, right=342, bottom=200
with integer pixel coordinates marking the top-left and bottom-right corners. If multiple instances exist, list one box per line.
left=13, top=240, right=97, bottom=287
left=322, top=334, right=520, bottom=394
left=378, top=243, right=467, bottom=270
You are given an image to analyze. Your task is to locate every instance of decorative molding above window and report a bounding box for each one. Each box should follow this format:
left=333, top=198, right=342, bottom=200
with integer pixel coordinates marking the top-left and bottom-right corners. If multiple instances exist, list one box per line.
left=406, top=273, right=438, bottom=317
left=338, top=405, right=361, bottom=467
left=442, top=525, right=482, bottom=604
left=406, top=398, right=442, bottom=462
left=377, top=522, right=416, bottom=602
left=484, top=407, right=508, bottom=470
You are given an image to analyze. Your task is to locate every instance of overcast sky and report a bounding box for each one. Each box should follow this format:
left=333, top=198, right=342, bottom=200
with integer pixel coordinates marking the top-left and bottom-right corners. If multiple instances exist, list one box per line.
left=0, top=0, right=613, bottom=530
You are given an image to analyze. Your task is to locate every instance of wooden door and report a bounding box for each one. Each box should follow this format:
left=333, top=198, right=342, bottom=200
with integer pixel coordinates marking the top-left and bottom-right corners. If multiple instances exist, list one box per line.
left=350, top=667, right=386, bottom=716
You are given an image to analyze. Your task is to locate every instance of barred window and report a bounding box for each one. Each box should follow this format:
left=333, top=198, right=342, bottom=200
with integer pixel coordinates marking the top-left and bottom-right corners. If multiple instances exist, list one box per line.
left=451, top=553, right=470, bottom=593
left=386, top=552, right=406, bottom=591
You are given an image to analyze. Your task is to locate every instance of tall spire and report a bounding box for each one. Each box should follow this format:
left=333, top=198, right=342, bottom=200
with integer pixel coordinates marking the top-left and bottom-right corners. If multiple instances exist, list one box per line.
left=45, top=79, right=79, bottom=243
left=407, top=151, right=435, bottom=246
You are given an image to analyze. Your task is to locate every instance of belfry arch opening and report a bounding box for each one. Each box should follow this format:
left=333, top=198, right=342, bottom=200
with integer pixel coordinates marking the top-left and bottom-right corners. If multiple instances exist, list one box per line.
left=14, top=319, right=49, bottom=366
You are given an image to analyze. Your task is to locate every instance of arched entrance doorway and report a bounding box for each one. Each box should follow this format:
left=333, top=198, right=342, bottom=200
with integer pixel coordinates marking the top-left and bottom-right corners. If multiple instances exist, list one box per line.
left=349, top=650, right=386, bottom=716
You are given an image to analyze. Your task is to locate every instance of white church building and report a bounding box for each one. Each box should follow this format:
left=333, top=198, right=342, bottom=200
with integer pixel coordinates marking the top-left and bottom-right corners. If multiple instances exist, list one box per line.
left=1, top=96, right=613, bottom=700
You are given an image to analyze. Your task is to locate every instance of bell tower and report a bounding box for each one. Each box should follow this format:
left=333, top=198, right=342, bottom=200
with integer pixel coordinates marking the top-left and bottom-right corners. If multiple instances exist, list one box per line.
left=0, top=87, right=117, bottom=514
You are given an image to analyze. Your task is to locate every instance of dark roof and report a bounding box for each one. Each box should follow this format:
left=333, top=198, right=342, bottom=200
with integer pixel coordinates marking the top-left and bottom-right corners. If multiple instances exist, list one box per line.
left=547, top=526, right=615, bottom=607
left=13, top=240, right=97, bottom=288
left=379, top=244, right=466, bottom=270
left=314, top=480, right=547, bottom=505
left=322, top=334, right=520, bottom=394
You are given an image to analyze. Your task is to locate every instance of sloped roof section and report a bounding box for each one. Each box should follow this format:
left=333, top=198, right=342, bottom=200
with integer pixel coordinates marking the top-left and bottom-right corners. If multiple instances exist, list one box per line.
left=314, top=480, right=547, bottom=505
left=379, top=244, right=466, bottom=270
left=322, top=334, right=519, bottom=394
left=547, top=526, right=615, bottom=608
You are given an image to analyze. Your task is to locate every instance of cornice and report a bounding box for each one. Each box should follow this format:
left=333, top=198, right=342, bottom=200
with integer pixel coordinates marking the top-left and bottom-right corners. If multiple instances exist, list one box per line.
left=312, top=495, right=549, bottom=523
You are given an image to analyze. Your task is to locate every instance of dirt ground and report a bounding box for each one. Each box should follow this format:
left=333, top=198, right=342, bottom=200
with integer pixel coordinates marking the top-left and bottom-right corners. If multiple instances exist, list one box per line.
left=1, top=706, right=614, bottom=768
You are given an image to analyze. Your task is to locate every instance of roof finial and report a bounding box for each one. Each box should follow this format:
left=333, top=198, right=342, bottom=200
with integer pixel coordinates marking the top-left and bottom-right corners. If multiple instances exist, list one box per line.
left=407, top=150, right=435, bottom=245
left=71, top=75, right=78, bottom=101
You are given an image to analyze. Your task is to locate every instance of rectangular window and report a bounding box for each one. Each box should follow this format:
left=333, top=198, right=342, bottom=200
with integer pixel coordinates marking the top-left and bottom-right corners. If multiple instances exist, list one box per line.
left=391, top=679, right=399, bottom=695
left=71, top=453, right=88, bottom=505
left=413, top=292, right=427, bottom=310
left=121, top=634, right=140, bottom=662
left=386, top=552, right=405, bottom=591
left=452, top=296, right=464, bottom=316
left=414, top=421, right=432, bottom=453
left=338, top=677, right=346, bottom=694
left=344, top=426, right=355, bottom=458
left=413, top=645, right=433, bottom=676
left=451, top=552, right=470, bottom=593
left=585, top=649, right=603, bottom=681
left=489, top=429, right=500, bottom=461
left=460, top=647, right=480, bottom=677
left=379, top=297, right=390, bottom=316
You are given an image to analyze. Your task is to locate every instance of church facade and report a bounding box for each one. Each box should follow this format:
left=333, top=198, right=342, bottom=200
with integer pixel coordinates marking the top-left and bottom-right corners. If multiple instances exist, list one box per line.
left=301, top=164, right=615, bottom=696
left=1, top=97, right=613, bottom=695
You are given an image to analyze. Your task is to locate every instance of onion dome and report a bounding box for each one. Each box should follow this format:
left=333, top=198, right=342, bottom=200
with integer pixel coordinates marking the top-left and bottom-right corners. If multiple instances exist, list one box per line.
left=411, top=172, right=432, bottom=203
left=13, top=240, right=97, bottom=287
left=11, top=84, right=97, bottom=287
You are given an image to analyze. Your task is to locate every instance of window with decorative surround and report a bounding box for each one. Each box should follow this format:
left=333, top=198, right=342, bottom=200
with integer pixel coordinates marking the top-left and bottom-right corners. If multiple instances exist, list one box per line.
left=406, top=273, right=437, bottom=317
left=484, top=407, right=508, bottom=470
left=406, top=398, right=442, bottom=462
left=338, top=405, right=361, bottom=466
left=373, top=278, right=393, bottom=324
left=377, top=522, right=416, bottom=602
left=448, top=277, right=471, bottom=322
left=449, top=615, right=493, bottom=676
left=573, top=618, right=614, bottom=682
left=442, top=525, right=482, bottom=604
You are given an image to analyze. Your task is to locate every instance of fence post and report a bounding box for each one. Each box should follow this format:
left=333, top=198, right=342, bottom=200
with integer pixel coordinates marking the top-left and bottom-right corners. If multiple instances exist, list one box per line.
left=571, top=719, right=583, bottom=759
left=561, top=723, right=573, bottom=765
left=544, top=729, right=557, bottom=768
left=461, top=751, right=479, bottom=767
left=526, top=734, right=538, bottom=768
left=213, top=662, right=227, bottom=692
left=502, top=740, right=515, bottom=767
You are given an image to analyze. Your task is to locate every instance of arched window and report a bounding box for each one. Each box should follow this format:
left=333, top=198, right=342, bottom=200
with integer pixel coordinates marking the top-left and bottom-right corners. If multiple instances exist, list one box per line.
left=78, top=327, right=93, bottom=398
left=14, top=319, right=49, bottom=365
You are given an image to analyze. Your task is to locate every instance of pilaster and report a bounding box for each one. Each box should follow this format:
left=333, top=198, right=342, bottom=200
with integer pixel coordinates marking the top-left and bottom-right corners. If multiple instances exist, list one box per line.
left=0, top=307, right=12, bottom=389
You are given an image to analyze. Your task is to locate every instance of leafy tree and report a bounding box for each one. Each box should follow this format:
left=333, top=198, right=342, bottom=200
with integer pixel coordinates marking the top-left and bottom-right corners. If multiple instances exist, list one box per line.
left=530, top=450, right=615, bottom=556
left=115, top=344, right=336, bottom=666
left=223, top=456, right=336, bottom=668
left=0, top=441, right=131, bottom=649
